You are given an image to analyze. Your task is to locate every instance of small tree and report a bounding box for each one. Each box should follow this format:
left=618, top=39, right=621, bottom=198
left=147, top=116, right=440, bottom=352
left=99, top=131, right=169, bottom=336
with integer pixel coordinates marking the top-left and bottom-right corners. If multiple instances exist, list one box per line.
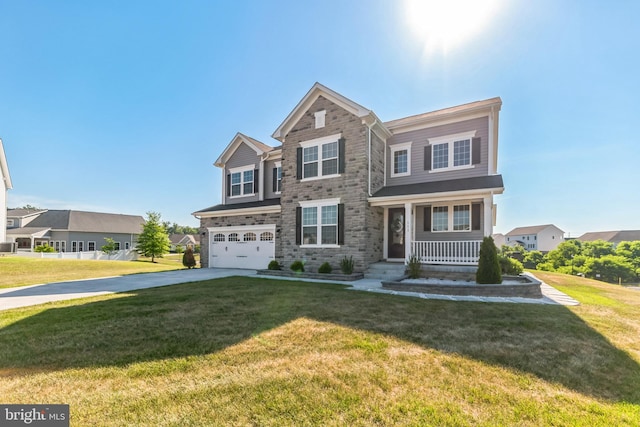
left=182, top=247, right=197, bottom=269
left=476, top=236, right=502, bottom=284
left=136, top=211, right=171, bottom=263
left=101, top=237, right=117, bottom=259
left=175, top=244, right=184, bottom=255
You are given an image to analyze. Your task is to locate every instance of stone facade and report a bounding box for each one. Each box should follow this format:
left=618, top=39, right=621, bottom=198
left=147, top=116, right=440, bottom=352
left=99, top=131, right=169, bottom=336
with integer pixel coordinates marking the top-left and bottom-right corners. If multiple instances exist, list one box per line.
left=279, top=96, right=383, bottom=273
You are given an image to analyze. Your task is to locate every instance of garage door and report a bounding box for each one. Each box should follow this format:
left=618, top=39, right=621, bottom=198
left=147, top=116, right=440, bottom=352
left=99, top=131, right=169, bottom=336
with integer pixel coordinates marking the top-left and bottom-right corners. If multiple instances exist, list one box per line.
left=209, top=226, right=275, bottom=269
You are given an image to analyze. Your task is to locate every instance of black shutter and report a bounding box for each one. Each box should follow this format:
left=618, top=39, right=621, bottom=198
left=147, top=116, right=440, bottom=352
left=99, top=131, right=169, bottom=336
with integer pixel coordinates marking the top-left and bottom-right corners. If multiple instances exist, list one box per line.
left=423, top=206, right=431, bottom=232
left=253, top=169, right=259, bottom=194
left=226, top=174, right=231, bottom=197
left=272, top=167, right=277, bottom=192
left=295, top=207, right=302, bottom=245
left=472, top=203, right=481, bottom=231
left=338, top=138, right=346, bottom=173
left=424, top=146, right=431, bottom=171
left=472, top=137, right=481, bottom=165
left=338, top=203, right=345, bottom=245
left=296, top=147, right=303, bottom=179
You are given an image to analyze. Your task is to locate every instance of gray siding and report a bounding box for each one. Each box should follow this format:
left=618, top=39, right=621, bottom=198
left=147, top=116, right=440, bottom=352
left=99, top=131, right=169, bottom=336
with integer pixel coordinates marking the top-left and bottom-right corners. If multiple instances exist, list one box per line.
left=225, top=142, right=261, bottom=205
left=50, top=231, right=138, bottom=251
left=386, top=117, right=489, bottom=186
left=264, top=159, right=281, bottom=200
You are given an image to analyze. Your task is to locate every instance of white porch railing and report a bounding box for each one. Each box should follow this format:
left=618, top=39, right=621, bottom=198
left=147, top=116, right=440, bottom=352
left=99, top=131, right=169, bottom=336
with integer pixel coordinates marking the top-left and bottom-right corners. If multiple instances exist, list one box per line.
left=412, top=240, right=482, bottom=265
left=14, top=249, right=138, bottom=261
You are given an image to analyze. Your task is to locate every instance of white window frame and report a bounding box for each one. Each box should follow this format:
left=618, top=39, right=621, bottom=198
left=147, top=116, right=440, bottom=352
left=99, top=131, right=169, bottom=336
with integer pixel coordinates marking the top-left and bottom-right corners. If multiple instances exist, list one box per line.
left=428, top=131, right=476, bottom=173
left=7, top=219, right=14, bottom=227
left=229, top=165, right=255, bottom=198
left=300, top=133, right=341, bottom=181
left=431, top=203, right=472, bottom=233
left=299, top=198, right=341, bottom=248
left=88, top=241, right=96, bottom=251
left=78, top=241, right=84, bottom=251
left=275, top=161, right=282, bottom=194
left=390, top=142, right=412, bottom=177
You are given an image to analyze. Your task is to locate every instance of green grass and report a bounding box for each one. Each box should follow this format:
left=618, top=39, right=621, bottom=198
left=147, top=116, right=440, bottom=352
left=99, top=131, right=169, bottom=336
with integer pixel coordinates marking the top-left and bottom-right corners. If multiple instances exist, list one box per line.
left=0, top=256, right=189, bottom=288
left=0, top=273, right=639, bottom=425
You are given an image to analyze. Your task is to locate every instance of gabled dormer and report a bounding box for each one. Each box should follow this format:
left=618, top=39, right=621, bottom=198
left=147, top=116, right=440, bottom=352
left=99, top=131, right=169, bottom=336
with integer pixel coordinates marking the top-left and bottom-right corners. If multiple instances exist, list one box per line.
left=214, top=133, right=281, bottom=205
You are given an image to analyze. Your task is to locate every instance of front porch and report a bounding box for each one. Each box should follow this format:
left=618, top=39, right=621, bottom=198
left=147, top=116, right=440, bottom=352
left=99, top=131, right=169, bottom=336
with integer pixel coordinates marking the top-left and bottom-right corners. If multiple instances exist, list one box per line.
left=411, top=240, right=482, bottom=265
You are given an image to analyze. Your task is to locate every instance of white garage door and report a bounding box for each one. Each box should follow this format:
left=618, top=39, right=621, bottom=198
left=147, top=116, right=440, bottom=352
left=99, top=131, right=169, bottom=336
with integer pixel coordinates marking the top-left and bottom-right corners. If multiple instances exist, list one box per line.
left=209, top=226, right=275, bottom=270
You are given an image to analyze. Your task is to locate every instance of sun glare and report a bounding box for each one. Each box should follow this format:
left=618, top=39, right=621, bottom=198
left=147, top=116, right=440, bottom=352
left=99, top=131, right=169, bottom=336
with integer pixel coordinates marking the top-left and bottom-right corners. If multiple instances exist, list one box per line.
left=405, top=0, right=501, bottom=53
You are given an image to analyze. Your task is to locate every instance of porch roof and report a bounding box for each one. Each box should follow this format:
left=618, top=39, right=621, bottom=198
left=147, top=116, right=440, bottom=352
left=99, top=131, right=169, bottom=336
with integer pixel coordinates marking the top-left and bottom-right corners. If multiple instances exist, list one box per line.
left=6, top=227, right=51, bottom=238
left=370, top=175, right=504, bottom=200
left=193, top=198, right=281, bottom=218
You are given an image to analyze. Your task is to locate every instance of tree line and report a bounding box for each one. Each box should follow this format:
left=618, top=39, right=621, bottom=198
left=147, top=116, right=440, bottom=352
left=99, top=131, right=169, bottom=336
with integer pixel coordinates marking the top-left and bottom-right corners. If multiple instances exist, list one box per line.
left=503, top=240, right=640, bottom=284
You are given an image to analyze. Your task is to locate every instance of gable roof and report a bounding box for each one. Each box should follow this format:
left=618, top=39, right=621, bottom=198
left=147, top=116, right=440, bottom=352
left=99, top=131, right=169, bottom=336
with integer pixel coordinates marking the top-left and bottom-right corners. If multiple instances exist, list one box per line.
left=0, top=139, right=12, bottom=190
left=506, top=224, right=564, bottom=236
left=25, top=210, right=144, bottom=234
left=7, top=208, right=48, bottom=218
left=214, top=132, right=274, bottom=168
left=271, top=82, right=390, bottom=142
left=578, top=230, right=640, bottom=243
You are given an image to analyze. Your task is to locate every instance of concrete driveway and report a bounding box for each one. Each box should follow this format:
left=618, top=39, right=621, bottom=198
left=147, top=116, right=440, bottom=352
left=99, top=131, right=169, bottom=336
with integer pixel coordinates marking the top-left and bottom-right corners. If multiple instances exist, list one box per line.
left=0, top=269, right=257, bottom=311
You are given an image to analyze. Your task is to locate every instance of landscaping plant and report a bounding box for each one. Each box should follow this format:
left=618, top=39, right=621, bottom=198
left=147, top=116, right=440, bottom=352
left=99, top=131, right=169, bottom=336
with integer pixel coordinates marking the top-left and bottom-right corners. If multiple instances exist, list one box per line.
left=318, top=262, right=332, bottom=274
left=476, top=236, right=502, bottom=284
left=182, top=247, right=197, bottom=269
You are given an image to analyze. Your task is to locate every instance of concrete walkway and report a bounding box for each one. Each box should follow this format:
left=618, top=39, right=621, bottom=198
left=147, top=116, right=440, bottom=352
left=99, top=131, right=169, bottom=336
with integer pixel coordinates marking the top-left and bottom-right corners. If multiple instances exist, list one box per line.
left=0, top=269, right=578, bottom=311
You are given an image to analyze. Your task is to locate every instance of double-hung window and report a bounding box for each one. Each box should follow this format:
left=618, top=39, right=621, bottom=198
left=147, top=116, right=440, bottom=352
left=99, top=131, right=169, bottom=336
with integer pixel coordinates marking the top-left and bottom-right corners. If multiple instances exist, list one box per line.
left=427, top=131, right=477, bottom=172
left=275, top=163, right=282, bottom=193
left=298, top=133, right=342, bottom=180
left=431, top=203, right=472, bottom=232
left=391, top=142, right=412, bottom=177
left=229, top=166, right=255, bottom=197
left=299, top=198, right=341, bottom=247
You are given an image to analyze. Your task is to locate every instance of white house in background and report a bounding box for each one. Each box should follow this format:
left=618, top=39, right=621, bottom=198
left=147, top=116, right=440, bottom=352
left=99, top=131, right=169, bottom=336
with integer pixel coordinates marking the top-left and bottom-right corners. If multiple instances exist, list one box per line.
left=0, top=139, right=13, bottom=243
left=492, top=233, right=506, bottom=248
left=505, top=224, right=565, bottom=252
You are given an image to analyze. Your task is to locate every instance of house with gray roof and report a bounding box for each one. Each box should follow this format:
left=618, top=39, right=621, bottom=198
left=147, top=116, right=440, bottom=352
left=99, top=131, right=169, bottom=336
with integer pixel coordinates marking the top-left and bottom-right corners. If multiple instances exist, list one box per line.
left=505, top=224, right=565, bottom=252
left=0, top=139, right=12, bottom=244
left=577, top=230, right=640, bottom=245
left=194, top=83, right=504, bottom=272
left=6, top=209, right=144, bottom=252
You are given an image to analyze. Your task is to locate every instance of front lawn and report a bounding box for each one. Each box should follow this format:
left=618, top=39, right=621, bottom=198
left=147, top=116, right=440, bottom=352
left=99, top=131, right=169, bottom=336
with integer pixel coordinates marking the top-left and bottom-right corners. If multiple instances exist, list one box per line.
left=0, top=256, right=185, bottom=289
left=0, top=274, right=638, bottom=425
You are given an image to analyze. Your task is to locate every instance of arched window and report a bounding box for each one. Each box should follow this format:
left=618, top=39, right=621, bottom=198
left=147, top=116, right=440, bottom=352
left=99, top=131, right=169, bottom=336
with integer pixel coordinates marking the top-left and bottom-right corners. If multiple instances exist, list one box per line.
left=213, top=233, right=225, bottom=242
left=244, top=232, right=256, bottom=241
left=228, top=233, right=240, bottom=242
left=260, top=232, right=274, bottom=241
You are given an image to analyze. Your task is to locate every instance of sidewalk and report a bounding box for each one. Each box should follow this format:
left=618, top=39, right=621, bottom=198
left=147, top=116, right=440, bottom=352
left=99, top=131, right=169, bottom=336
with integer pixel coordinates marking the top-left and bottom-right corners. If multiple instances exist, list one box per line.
left=0, top=269, right=578, bottom=311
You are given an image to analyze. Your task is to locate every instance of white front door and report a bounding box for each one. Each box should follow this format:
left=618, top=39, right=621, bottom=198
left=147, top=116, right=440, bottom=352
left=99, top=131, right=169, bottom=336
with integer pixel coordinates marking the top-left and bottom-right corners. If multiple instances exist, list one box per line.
left=209, top=225, right=275, bottom=269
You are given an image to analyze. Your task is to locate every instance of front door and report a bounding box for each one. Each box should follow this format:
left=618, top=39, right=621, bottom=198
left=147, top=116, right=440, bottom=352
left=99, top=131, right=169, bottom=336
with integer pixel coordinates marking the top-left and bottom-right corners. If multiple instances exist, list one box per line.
left=388, top=208, right=405, bottom=259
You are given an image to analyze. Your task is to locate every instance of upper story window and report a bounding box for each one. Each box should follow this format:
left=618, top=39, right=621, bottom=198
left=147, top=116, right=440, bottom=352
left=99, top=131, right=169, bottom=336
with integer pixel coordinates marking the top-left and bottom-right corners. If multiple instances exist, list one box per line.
left=274, top=162, right=282, bottom=193
left=297, top=133, right=343, bottom=181
left=426, top=131, right=479, bottom=172
left=390, top=142, right=412, bottom=177
left=228, top=165, right=255, bottom=198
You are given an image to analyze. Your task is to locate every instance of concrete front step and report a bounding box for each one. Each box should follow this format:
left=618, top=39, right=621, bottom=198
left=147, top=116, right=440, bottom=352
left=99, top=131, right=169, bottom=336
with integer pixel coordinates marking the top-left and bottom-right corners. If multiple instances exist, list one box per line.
left=365, top=262, right=406, bottom=280
left=366, top=262, right=479, bottom=281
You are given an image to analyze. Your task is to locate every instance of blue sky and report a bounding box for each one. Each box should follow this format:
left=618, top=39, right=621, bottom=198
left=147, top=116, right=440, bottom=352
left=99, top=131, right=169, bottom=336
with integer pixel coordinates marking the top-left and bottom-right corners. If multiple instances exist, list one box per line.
left=1, top=0, right=638, bottom=236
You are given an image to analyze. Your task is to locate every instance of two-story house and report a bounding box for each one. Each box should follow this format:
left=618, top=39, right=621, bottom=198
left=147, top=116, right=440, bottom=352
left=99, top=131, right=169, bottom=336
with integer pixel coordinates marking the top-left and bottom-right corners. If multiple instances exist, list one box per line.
left=1, top=139, right=12, bottom=244
left=505, top=224, right=565, bottom=252
left=193, top=83, right=504, bottom=273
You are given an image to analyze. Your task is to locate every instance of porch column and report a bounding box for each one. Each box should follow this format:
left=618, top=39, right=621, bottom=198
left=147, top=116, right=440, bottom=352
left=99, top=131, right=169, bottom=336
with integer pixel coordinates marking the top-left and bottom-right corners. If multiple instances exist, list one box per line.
left=404, top=202, right=412, bottom=262
left=483, top=196, right=493, bottom=237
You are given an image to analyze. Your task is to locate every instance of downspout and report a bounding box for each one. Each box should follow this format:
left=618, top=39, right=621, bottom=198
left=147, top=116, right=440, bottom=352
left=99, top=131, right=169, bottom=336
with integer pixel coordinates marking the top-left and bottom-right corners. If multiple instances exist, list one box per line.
left=368, top=124, right=372, bottom=196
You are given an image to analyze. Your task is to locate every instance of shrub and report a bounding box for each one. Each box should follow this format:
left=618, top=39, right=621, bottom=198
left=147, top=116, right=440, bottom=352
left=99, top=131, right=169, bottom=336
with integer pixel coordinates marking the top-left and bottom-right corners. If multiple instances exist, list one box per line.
left=267, top=260, right=281, bottom=270
left=499, top=255, right=524, bottom=275
left=34, top=244, right=55, bottom=253
left=340, top=256, right=354, bottom=275
left=290, top=260, right=305, bottom=273
left=182, top=247, right=197, bottom=269
left=406, top=254, right=422, bottom=279
left=318, top=262, right=332, bottom=274
left=175, top=244, right=184, bottom=255
left=476, top=236, right=502, bottom=284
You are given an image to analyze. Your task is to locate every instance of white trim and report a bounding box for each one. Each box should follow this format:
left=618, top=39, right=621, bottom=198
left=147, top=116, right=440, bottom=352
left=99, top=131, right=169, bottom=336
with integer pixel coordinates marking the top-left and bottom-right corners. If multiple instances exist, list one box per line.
left=228, top=164, right=255, bottom=174
left=299, top=133, right=342, bottom=149
left=274, top=161, right=282, bottom=194
left=195, top=205, right=281, bottom=218
left=314, top=110, right=326, bottom=129
left=430, top=203, right=472, bottom=233
left=428, top=131, right=476, bottom=173
left=390, top=141, right=412, bottom=177
left=368, top=187, right=504, bottom=207
left=299, top=198, right=341, bottom=248
left=228, top=165, right=256, bottom=199
left=298, top=197, right=341, bottom=207
left=300, top=133, right=342, bottom=181
left=208, top=224, right=276, bottom=233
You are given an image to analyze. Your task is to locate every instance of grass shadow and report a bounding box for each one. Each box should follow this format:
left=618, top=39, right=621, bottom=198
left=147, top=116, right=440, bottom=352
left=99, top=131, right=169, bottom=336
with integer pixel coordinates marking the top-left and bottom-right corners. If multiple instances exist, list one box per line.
left=0, top=276, right=638, bottom=404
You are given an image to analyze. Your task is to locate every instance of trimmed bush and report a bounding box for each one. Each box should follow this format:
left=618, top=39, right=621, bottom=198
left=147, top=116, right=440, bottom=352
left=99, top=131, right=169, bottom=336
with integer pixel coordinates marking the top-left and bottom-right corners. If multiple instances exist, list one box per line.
left=340, top=256, right=354, bottom=275
left=290, top=260, right=305, bottom=273
left=318, top=262, right=332, bottom=274
left=499, top=255, right=524, bottom=275
left=406, top=254, right=422, bottom=279
left=267, top=260, right=281, bottom=270
left=476, top=236, right=502, bottom=284
left=34, top=244, right=55, bottom=253
left=182, top=247, right=197, bottom=269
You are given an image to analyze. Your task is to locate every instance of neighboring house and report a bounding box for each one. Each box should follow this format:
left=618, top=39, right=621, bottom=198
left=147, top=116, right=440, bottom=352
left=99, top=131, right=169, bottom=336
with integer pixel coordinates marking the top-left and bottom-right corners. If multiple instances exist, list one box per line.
left=577, top=230, right=640, bottom=246
left=169, top=233, right=200, bottom=251
left=193, top=83, right=504, bottom=272
left=6, top=209, right=144, bottom=252
left=492, top=233, right=506, bottom=248
left=0, top=139, right=12, bottom=243
left=505, top=224, right=565, bottom=252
